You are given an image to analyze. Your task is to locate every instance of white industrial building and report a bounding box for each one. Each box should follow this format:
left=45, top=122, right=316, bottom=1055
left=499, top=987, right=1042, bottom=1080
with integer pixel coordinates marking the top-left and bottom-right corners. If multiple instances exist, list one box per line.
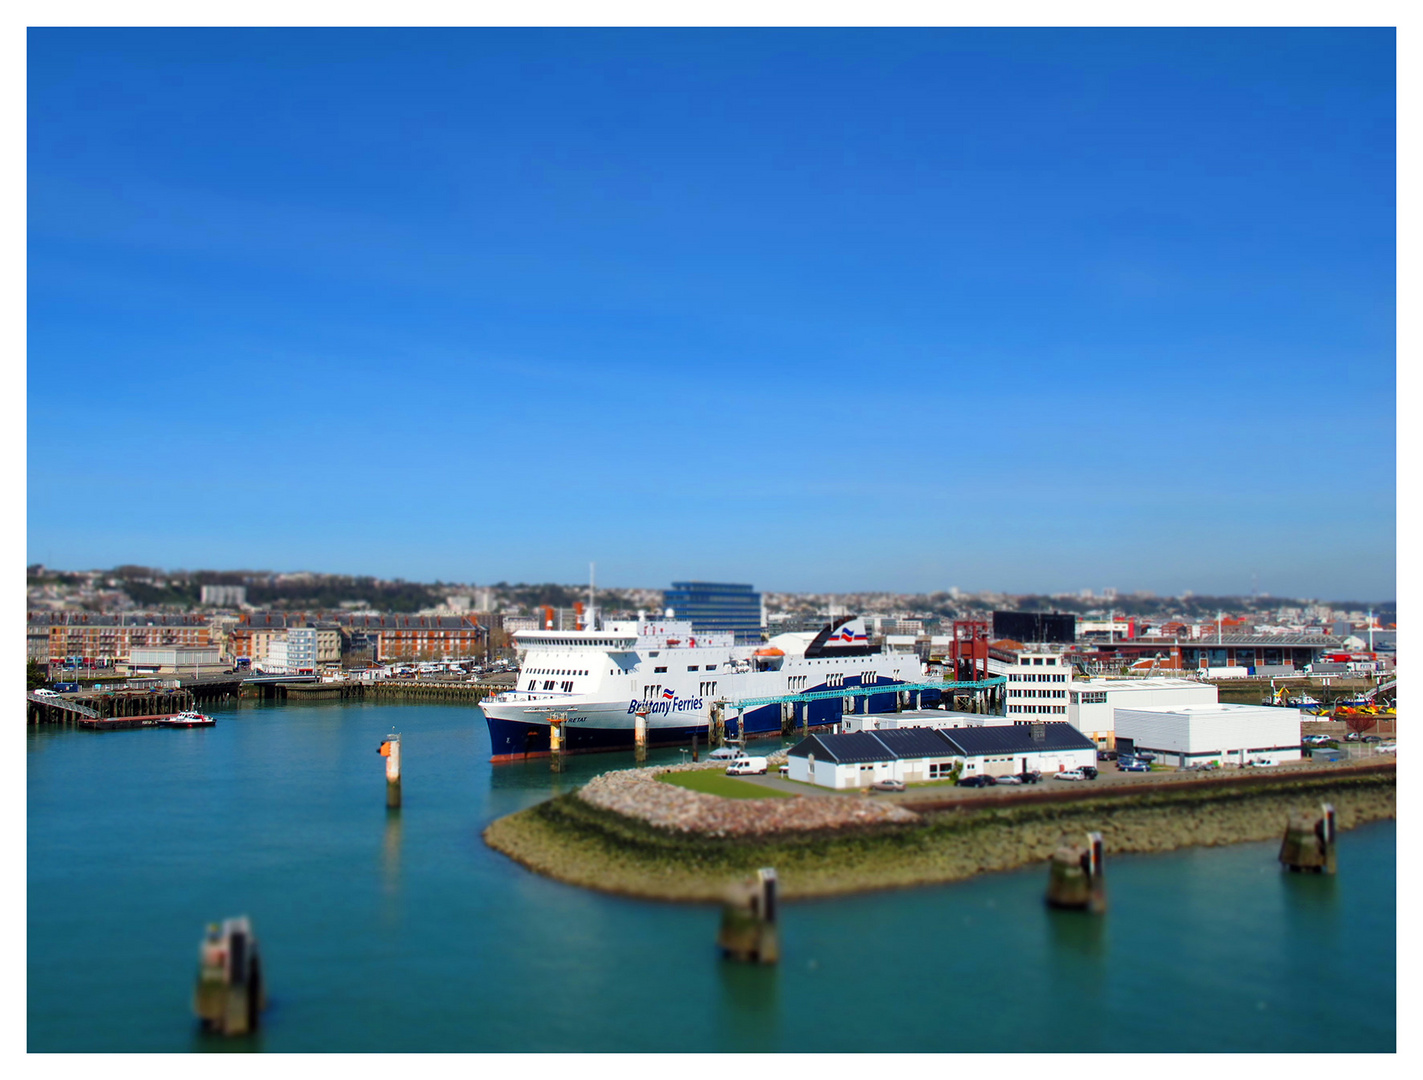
left=1113, top=703, right=1303, bottom=768
left=839, top=709, right=1015, bottom=734
left=991, top=645, right=1072, bottom=718
left=1068, top=677, right=1218, bottom=748
left=786, top=722, right=1097, bottom=789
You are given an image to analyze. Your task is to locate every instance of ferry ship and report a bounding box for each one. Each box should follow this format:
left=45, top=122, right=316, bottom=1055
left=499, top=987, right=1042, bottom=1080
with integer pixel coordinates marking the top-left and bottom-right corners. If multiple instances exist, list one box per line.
left=481, top=614, right=935, bottom=761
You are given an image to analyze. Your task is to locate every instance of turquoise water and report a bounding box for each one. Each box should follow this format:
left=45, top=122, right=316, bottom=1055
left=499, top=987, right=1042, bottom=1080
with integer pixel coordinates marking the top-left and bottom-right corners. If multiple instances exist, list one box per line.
left=28, top=701, right=1395, bottom=1052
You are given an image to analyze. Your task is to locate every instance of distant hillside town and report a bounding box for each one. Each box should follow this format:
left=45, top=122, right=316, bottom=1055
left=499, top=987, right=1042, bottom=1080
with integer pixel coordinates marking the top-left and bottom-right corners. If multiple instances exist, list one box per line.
left=25, top=564, right=1395, bottom=680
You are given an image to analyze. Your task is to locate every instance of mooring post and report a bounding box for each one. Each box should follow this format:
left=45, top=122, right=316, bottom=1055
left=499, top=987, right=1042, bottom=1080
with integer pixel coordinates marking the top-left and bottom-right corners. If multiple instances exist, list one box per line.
left=1046, top=832, right=1107, bottom=913
left=634, top=709, right=648, bottom=763
left=549, top=714, right=566, bottom=772
left=691, top=731, right=699, bottom=762
left=717, top=867, right=780, bottom=964
left=1280, top=802, right=1337, bottom=873
left=380, top=733, right=402, bottom=809
left=194, top=916, right=265, bottom=1036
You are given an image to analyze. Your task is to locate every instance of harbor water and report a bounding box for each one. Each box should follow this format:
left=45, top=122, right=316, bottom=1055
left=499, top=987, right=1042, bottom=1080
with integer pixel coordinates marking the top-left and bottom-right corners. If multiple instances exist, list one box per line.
left=28, top=700, right=1395, bottom=1052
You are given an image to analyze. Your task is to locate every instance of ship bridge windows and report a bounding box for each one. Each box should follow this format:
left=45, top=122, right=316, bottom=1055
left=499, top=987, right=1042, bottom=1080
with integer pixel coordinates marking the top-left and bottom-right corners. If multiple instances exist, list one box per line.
left=654, top=666, right=667, bottom=673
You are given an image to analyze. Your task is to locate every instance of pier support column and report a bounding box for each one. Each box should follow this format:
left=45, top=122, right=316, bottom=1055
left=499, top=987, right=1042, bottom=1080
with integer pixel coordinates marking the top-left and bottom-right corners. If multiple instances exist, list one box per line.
left=1046, top=832, right=1107, bottom=913
left=380, top=734, right=402, bottom=809
left=717, top=868, right=780, bottom=964
left=1280, top=803, right=1337, bottom=873
left=634, top=710, right=648, bottom=763
left=194, top=916, right=266, bottom=1036
left=549, top=716, right=566, bottom=772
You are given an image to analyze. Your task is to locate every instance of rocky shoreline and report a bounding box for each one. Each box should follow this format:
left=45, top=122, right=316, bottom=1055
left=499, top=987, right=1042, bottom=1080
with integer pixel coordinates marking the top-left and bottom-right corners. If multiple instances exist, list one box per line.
left=578, top=753, right=918, bottom=836
left=483, top=760, right=1396, bottom=902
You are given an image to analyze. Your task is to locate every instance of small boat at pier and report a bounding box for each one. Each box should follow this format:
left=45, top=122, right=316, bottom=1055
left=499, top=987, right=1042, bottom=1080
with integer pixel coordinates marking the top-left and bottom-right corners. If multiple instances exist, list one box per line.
left=157, top=710, right=216, bottom=727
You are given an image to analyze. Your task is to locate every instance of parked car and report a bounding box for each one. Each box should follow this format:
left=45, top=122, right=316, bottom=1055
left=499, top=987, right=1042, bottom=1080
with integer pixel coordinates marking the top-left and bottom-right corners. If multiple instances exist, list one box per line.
left=1017, top=770, right=1043, bottom=784
left=33, top=688, right=58, bottom=697
left=1053, top=769, right=1088, bottom=781
left=993, top=774, right=1022, bottom=786
left=1133, top=751, right=1156, bottom=762
left=1345, top=732, right=1361, bottom=742
left=870, top=778, right=907, bottom=793
left=1361, top=735, right=1382, bottom=744
left=956, top=775, right=996, bottom=788
left=1097, top=750, right=1118, bottom=761
left=1375, top=743, right=1397, bottom=754
left=1118, top=759, right=1151, bottom=772
left=778, top=764, right=790, bottom=776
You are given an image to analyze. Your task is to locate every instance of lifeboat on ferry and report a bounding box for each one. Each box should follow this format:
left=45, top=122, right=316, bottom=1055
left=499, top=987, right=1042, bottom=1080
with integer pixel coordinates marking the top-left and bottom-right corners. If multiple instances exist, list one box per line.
left=753, top=646, right=785, bottom=671
left=666, top=639, right=681, bottom=647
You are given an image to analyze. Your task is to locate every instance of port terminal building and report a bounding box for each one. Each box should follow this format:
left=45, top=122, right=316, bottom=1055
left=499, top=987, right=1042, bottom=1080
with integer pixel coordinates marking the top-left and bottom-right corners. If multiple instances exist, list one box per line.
left=1084, top=633, right=1346, bottom=673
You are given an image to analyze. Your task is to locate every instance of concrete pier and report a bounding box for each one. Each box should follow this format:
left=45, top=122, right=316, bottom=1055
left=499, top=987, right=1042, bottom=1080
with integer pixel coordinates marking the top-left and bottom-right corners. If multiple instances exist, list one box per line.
left=717, top=868, right=779, bottom=964
left=1046, top=832, right=1107, bottom=913
left=1280, top=803, right=1337, bottom=873
left=194, top=916, right=266, bottom=1036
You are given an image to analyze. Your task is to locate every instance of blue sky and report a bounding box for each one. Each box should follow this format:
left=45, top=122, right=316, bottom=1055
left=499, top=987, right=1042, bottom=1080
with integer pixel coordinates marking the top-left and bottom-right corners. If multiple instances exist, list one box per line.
left=27, top=28, right=1396, bottom=599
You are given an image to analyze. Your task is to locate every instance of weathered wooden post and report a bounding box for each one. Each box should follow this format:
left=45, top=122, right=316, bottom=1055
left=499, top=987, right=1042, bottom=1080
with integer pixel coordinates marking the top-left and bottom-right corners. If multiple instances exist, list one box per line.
left=691, top=731, right=699, bottom=762
left=634, top=708, right=649, bottom=763
left=717, top=868, right=780, bottom=964
left=1280, top=802, right=1337, bottom=873
left=549, top=714, right=566, bottom=772
left=193, top=916, right=266, bottom=1036
left=1046, top=832, right=1107, bottom=913
left=379, top=733, right=401, bottom=808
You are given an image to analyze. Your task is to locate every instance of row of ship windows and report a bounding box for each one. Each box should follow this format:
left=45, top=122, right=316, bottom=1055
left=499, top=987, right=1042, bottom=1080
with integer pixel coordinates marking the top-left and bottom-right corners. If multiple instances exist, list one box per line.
left=529, top=668, right=590, bottom=676
left=1012, top=673, right=1067, bottom=683
left=1007, top=705, right=1067, bottom=714
left=1010, top=689, right=1067, bottom=699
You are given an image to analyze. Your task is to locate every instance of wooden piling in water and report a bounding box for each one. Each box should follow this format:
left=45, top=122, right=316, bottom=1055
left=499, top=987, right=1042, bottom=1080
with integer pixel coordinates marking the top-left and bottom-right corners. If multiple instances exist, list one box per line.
left=717, top=868, right=780, bottom=964
left=1280, top=802, right=1337, bottom=873
left=194, top=916, right=266, bottom=1036
left=549, top=715, right=566, bottom=772
left=380, top=734, right=402, bottom=809
left=634, top=710, right=648, bottom=763
left=1046, top=832, right=1107, bottom=913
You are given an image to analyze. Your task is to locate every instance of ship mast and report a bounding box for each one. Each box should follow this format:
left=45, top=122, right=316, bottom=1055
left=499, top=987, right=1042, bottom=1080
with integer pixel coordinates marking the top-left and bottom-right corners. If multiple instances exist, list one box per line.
left=588, top=561, right=597, bottom=631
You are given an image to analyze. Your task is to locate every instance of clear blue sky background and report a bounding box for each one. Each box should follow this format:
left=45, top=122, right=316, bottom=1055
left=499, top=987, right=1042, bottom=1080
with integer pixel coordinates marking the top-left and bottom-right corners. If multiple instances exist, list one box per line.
left=27, top=28, right=1395, bottom=600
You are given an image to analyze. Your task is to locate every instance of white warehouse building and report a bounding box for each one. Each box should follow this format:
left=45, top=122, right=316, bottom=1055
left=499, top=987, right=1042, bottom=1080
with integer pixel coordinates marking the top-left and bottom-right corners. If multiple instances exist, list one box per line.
left=1113, top=703, right=1303, bottom=768
left=785, top=722, right=1097, bottom=789
left=1068, top=677, right=1218, bottom=749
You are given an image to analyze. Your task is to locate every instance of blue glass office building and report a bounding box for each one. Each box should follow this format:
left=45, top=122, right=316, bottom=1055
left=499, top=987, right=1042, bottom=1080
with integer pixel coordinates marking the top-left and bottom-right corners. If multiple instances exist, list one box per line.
left=664, top=582, right=763, bottom=643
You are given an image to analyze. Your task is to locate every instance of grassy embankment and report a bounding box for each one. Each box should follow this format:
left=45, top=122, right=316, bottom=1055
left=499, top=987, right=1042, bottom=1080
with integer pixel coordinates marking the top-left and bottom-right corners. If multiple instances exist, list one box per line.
left=484, top=766, right=1395, bottom=902
left=658, top=772, right=796, bottom=799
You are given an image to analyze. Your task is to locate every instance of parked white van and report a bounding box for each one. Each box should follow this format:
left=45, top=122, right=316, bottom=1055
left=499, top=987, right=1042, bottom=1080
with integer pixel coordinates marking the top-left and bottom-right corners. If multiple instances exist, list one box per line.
left=726, top=757, right=769, bottom=776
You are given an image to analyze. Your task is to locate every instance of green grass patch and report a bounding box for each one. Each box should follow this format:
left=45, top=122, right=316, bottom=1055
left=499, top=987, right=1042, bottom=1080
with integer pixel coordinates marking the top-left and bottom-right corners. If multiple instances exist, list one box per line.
left=659, top=771, right=795, bottom=799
